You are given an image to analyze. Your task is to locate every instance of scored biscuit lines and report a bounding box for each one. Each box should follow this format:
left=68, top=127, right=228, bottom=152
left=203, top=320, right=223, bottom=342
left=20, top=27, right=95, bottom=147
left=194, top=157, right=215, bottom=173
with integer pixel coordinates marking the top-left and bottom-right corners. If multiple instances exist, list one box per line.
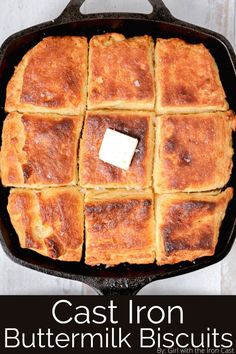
left=2, top=34, right=233, bottom=265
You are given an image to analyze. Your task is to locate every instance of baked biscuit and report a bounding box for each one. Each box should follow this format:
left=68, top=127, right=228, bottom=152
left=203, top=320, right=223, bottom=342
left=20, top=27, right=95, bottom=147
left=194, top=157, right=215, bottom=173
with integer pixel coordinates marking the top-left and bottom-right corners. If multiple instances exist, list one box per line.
left=85, top=189, right=155, bottom=266
left=155, top=38, right=228, bottom=114
left=5, top=36, right=88, bottom=115
left=7, top=187, right=84, bottom=261
left=154, top=111, right=235, bottom=193
left=155, top=188, right=233, bottom=265
left=79, top=110, right=154, bottom=188
left=0, top=112, right=83, bottom=187
left=88, top=33, right=155, bottom=110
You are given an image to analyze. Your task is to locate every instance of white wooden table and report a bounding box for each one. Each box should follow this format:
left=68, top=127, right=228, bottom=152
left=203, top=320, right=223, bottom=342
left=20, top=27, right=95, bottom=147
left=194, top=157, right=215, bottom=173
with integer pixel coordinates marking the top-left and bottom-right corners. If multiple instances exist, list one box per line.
left=0, top=0, right=235, bottom=295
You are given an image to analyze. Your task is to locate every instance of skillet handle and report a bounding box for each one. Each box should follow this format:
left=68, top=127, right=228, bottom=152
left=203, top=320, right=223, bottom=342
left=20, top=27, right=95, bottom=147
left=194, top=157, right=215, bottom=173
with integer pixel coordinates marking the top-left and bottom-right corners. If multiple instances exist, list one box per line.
left=148, top=0, right=174, bottom=21
left=55, top=0, right=175, bottom=23
left=83, top=277, right=153, bottom=296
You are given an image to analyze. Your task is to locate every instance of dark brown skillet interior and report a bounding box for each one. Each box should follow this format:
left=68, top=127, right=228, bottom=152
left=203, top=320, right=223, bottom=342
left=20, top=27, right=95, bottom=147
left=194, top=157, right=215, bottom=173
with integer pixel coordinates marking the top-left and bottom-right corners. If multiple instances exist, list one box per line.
left=0, top=1, right=236, bottom=295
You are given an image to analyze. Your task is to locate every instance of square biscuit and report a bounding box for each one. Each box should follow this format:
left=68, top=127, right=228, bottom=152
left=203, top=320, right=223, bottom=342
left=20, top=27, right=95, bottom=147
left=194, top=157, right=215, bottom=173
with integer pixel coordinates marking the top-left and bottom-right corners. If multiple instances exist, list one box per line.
left=85, top=189, right=155, bottom=266
left=155, top=188, right=233, bottom=265
left=79, top=110, right=154, bottom=188
left=87, top=33, right=155, bottom=110
left=155, top=38, right=228, bottom=114
left=0, top=112, right=83, bottom=188
left=154, top=111, right=234, bottom=193
left=5, top=36, right=88, bottom=115
left=7, top=187, right=84, bottom=261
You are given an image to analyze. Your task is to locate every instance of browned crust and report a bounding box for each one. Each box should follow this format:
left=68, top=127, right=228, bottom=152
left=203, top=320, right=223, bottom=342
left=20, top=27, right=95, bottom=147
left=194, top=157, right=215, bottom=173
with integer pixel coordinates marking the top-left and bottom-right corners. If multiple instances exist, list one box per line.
left=79, top=110, right=154, bottom=188
left=0, top=112, right=83, bottom=187
left=155, top=188, right=233, bottom=265
left=155, top=38, right=228, bottom=114
left=84, top=189, right=155, bottom=266
left=2, top=34, right=234, bottom=268
left=5, top=36, right=88, bottom=115
left=7, top=187, right=84, bottom=261
left=154, top=111, right=234, bottom=193
left=88, top=33, right=155, bottom=110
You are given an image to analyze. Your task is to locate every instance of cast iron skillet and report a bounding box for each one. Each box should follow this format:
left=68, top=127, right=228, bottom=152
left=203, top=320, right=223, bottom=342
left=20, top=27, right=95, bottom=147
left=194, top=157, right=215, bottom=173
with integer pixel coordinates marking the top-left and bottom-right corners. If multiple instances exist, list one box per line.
left=0, top=0, right=236, bottom=295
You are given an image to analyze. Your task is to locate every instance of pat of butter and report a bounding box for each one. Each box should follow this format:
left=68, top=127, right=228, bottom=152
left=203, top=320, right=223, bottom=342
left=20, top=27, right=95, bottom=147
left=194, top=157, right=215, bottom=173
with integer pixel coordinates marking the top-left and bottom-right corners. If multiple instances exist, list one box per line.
left=99, top=128, right=138, bottom=170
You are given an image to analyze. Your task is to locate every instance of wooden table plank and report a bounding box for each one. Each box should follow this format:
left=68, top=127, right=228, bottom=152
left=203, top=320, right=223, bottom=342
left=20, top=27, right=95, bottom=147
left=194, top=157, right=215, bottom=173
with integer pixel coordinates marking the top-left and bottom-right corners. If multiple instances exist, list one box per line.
left=164, top=0, right=235, bottom=45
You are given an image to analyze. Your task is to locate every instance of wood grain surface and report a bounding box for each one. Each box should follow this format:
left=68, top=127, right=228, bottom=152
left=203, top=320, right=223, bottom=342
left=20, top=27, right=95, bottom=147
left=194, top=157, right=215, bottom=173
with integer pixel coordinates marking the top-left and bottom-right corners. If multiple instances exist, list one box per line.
left=0, top=0, right=235, bottom=295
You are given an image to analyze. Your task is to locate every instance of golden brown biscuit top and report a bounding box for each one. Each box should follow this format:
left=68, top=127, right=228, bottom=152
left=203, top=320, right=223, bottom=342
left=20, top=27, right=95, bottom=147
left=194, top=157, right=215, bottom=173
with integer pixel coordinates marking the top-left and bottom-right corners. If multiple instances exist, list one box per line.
left=8, top=188, right=84, bottom=260
left=156, top=111, right=234, bottom=191
left=156, top=38, right=227, bottom=109
left=88, top=34, right=155, bottom=105
left=159, top=189, right=233, bottom=255
left=85, top=191, right=154, bottom=250
left=80, top=111, right=153, bottom=187
left=21, top=36, right=87, bottom=109
left=2, top=34, right=234, bottom=266
left=162, top=200, right=215, bottom=254
left=22, top=114, right=77, bottom=184
left=1, top=113, right=81, bottom=186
